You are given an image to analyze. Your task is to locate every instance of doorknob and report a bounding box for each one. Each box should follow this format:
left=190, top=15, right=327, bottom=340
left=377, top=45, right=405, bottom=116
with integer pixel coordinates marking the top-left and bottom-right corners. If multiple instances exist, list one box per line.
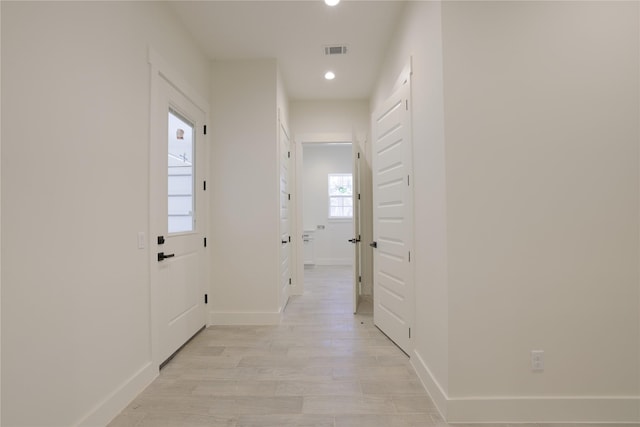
left=369, top=241, right=377, bottom=248
left=157, top=252, right=175, bottom=261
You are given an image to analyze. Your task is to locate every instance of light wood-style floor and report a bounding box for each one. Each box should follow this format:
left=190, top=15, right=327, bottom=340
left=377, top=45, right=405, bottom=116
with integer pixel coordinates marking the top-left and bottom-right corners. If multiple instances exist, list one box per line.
left=109, top=265, right=441, bottom=426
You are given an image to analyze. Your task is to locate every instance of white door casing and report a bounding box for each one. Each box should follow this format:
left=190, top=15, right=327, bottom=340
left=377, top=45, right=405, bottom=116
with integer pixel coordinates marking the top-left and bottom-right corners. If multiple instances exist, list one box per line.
left=352, top=143, right=362, bottom=314
left=279, top=118, right=292, bottom=311
left=151, top=74, right=207, bottom=366
left=371, top=79, right=414, bottom=354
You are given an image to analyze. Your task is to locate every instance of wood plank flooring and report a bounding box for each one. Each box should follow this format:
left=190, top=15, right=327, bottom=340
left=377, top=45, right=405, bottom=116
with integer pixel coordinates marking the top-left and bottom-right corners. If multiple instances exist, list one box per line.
left=109, top=266, right=441, bottom=426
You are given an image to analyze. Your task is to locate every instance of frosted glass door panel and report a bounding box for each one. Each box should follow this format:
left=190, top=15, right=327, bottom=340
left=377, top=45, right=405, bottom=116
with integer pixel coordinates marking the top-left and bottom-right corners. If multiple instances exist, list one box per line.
left=168, top=110, right=195, bottom=233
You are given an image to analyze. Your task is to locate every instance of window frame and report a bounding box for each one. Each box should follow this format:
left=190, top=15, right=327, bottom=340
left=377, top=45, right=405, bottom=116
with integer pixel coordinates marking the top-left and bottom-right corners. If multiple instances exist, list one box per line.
left=328, top=173, right=353, bottom=220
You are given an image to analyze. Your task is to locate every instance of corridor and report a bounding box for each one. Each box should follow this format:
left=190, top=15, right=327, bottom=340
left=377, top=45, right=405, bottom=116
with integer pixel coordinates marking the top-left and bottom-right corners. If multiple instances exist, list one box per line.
left=108, top=266, right=440, bottom=426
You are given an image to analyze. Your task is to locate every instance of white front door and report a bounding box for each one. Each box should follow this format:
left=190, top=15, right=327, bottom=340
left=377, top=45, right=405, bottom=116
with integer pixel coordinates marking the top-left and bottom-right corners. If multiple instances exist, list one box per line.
left=279, top=121, right=292, bottom=311
left=371, top=80, right=413, bottom=354
left=152, top=78, right=207, bottom=365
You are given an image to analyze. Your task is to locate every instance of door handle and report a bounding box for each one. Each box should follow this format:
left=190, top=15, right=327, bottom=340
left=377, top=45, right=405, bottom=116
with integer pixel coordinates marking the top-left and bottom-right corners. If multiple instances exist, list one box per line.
left=281, top=240, right=287, bottom=244
left=348, top=238, right=361, bottom=244
left=157, top=252, right=175, bottom=261
left=369, top=241, right=377, bottom=248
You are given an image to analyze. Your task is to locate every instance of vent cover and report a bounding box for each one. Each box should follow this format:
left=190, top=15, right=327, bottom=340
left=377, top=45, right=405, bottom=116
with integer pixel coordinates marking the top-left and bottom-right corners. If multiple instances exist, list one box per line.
left=324, top=45, right=348, bottom=56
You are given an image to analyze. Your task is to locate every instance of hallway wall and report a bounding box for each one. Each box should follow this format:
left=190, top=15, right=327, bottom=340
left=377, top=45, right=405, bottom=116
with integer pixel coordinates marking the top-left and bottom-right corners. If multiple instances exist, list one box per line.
left=1, top=2, right=210, bottom=425
left=209, top=59, right=288, bottom=324
left=442, top=2, right=639, bottom=416
left=373, top=0, right=640, bottom=422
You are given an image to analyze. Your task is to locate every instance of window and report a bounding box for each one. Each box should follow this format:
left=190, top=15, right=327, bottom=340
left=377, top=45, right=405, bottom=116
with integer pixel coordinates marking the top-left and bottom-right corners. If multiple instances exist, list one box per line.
left=328, top=173, right=353, bottom=218
left=168, top=109, right=195, bottom=234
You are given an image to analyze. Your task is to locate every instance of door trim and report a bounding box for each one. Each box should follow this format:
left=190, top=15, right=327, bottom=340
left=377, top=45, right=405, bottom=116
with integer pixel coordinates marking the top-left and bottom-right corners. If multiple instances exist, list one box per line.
left=148, top=48, right=210, bottom=369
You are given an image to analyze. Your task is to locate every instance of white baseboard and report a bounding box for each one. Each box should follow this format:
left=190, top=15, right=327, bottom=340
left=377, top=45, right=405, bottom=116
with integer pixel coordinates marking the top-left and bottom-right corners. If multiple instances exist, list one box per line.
left=208, top=311, right=281, bottom=325
left=314, top=258, right=353, bottom=266
left=411, top=349, right=640, bottom=423
left=77, top=361, right=157, bottom=427
left=411, top=349, right=448, bottom=420
left=447, top=395, right=640, bottom=423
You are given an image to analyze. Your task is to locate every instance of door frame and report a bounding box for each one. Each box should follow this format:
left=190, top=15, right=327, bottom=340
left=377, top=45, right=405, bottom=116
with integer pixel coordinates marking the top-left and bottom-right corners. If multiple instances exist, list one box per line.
left=292, top=133, right=354, bottom=298
left=148, top=48, right=210, bottom=368
left=352, top=142, right=362, bottom=314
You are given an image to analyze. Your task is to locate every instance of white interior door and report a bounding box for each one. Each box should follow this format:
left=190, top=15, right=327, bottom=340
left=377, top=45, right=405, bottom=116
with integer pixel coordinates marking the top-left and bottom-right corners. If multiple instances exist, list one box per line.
left=352, top=144, right=362, bottom=314
left=279, top=120, right=291, bottom=311
left=371, top=80, right=413, bottom=353
left=152, top=78, right=207, bottom=365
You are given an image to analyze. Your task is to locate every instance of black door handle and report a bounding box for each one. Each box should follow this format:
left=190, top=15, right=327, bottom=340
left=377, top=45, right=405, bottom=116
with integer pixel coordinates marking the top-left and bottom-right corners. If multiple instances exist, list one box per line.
left=281, top=240, right=287, bottom=244
left=157, top=252, right=175, bottom=261
left=369, top=241, right=377, bottom=248
left=348, top=238, right=361, bottom=244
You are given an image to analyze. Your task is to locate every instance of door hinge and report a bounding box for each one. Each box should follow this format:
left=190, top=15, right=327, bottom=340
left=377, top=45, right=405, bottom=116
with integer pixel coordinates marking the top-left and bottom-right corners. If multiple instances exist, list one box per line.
left=288, top=151, right=291, bottom=158
left=204, top=294, right=208, bottom=304
left=203, top=125, right=207, bottom=135
left=288, top=193, right=291, bottom=201
left=288, top=236, right=291, bottom=243
left=409, top=327, right=411, bottom=338
left=204, top=237, right=207, bottom=247
left=409, top=251, right=411, bottom=262
left=289, top=278, right=292, bottom=285
left=359, top=275, right=362, bottom=283
left=358, top=193, right=361, bottom=200
left=407, top=175, right=410, bottom=186
left=405, top=100, right=409, bottom=111
left=203, top=180, right=207, bottom=191
left=357, top=152, right=360, bottom=159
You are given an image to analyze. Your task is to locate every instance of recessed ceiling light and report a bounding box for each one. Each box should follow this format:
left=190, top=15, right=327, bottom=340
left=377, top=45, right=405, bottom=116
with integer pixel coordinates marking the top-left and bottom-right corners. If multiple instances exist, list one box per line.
left=325, top=0, right=340, bottom=6
left=324, top=71, right=336, bottom=80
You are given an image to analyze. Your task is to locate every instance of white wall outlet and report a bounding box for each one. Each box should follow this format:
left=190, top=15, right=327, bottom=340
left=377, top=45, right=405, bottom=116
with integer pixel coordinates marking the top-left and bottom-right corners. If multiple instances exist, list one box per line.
left=137, top=232, right=146, bottom=249
left=531, top=350, right=544, bottom=372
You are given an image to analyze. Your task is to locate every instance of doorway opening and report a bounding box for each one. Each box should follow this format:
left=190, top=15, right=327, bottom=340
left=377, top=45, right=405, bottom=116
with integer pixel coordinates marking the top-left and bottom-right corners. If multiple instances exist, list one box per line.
left=298, top=141, right=363, bottom=314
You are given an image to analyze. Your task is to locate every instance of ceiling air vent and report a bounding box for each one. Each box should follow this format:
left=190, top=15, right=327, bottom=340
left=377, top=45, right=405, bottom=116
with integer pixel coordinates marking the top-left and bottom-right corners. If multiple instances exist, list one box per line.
left=324, top=45, right=348, bottom=56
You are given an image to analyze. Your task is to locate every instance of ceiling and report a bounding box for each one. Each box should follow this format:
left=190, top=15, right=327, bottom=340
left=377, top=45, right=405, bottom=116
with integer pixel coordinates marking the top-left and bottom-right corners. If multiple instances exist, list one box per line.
left=167, top=1, right=406, bottom=100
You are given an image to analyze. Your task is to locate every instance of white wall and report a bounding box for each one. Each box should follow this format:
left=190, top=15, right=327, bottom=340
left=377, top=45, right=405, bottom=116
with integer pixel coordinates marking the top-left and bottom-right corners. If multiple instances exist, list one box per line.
left=291, top=100, right=369, bottom=139
left=1, top=2, right=210, bottom=426
left=373, top=0, right=640, bottom=422
left=303, top=144, right=353, bottom=266
left=442, top=2, right=639, bottom=420
left=209, top=59, right=282, bottom=324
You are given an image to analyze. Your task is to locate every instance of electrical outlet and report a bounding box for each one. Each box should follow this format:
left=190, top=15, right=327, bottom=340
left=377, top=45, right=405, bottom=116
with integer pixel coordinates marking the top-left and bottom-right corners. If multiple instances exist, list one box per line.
left=531, top=350, right=544, bottom=372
